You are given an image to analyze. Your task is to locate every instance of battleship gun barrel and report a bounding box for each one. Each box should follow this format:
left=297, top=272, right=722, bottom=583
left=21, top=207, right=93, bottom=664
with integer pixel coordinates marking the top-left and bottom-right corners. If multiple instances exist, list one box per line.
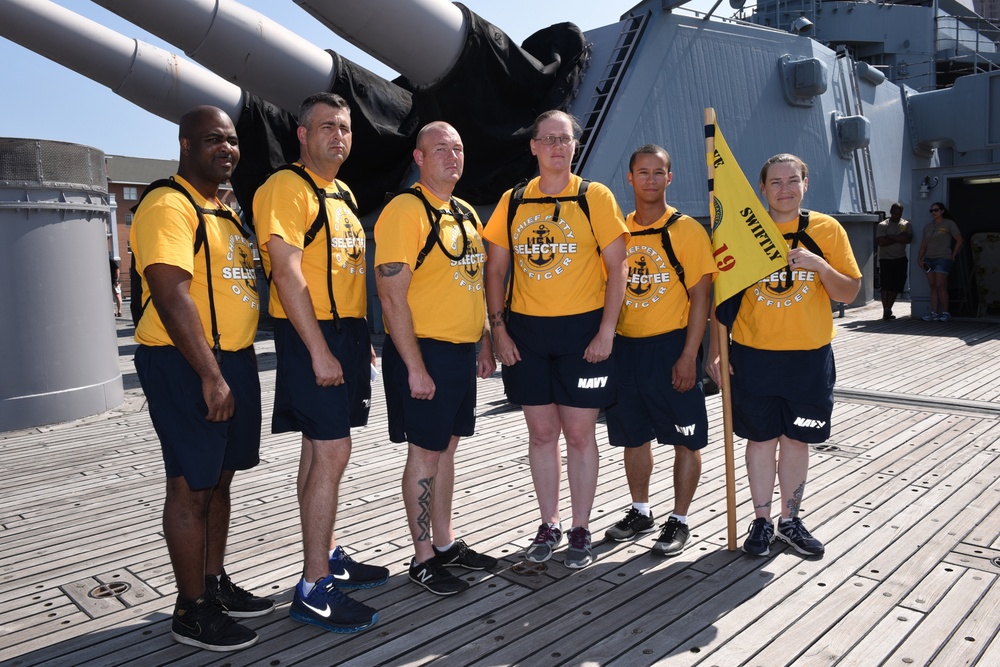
left=93, top=0, right=338, bottom=113
left=0, top=0, right=243, bottom=124
left=293, top=0, right=467, bottom=87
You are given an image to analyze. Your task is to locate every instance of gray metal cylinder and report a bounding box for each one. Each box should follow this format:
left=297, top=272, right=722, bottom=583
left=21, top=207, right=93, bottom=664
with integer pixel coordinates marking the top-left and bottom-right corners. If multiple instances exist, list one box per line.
left=0, top=138, right=124, bottom=432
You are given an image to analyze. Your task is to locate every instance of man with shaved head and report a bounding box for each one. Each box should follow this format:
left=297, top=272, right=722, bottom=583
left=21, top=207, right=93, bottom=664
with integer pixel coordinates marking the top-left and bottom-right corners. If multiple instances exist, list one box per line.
left=375, top=121, right=498, bottom=596
left=131, top=105, right=272, bottom=652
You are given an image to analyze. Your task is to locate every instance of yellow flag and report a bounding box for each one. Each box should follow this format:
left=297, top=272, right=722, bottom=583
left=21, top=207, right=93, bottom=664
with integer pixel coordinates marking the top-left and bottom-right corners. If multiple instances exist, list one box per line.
left=706, top=115, right=788, bottom=308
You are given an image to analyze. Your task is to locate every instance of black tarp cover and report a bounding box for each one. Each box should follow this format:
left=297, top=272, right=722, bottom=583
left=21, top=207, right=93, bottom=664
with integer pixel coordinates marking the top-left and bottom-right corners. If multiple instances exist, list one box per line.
left=231, top=5, right=588, bottom=219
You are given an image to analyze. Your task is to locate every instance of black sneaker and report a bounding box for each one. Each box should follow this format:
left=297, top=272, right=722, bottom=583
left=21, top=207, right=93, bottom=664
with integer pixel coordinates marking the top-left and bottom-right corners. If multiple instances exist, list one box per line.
left=775, top=517, right=825, bottom=556
left=289, top=575, right=378, bottom=633
left=651, top=517, right=690, bottom=557
left=434, top=539, right=498, bottom=571
left=408, top=557, right=470, bottom=596
left=206, top=570, right=274, bottom=618
left=172, top=595, right=258, bottom=652
left=605, top=507, right=656, bottom=541
left=328, top=546, right=390, bottom=589
left=742, top=517, right=774, bottom=557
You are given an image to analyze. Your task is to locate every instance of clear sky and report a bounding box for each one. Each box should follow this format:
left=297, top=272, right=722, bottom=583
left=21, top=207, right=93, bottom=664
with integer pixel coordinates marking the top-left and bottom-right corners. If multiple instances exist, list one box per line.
left=0, top=0, right=728, bottom=160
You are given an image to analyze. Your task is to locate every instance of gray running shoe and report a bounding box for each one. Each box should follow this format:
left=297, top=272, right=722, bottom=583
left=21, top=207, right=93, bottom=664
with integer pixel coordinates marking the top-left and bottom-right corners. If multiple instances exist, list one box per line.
left=605, top=507, right=656, bottom=541
left=564, top=527, right=593, bottom=569
left=525, top=523, right=563, bottom=563
left=651, top=517, right=690, bottom=557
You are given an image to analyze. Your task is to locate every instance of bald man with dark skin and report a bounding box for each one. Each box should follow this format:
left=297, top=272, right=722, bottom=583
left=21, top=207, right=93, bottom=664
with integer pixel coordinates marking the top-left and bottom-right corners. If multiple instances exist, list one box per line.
left=133, top=106, right=272, bottom=651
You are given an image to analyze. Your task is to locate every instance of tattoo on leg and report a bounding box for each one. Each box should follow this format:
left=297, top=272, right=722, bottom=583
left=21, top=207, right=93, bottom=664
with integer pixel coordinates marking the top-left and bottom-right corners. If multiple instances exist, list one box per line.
left=786, top=481, right=805, bottom=518
left=754, top=500, right=772, bottom=510
left=416, top=477, right=434, bottom=542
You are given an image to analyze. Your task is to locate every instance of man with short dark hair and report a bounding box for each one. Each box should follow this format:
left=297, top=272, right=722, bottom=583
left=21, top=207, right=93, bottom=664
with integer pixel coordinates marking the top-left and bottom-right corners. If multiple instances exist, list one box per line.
left=603, top=144, right=716, bottom=557
left=254, top=92, right=385, bottom=634
left=375, top=121, right=498, bottom=596
left=131, top=105, right=273, bottom=652
left=876, top=203, right=911, bottom=320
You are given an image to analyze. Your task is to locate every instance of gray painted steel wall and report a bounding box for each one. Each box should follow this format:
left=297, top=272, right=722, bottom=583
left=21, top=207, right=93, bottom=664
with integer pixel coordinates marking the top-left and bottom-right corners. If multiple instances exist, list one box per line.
left=0, top=139, right=124, bottom=431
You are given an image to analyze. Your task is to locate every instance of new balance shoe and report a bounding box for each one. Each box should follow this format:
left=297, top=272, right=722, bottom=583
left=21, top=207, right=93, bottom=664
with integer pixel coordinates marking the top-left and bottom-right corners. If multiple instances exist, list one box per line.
left=434, top=539, right=498, bottom=571
left=172, top=595, right=258, bottom=652
left=605, top=507, right=656, bottom=542
left=564, top=527, right=593, bottom=569
left=329, top=545, right=390, bottom=589
left=408, top=557, right=470, bottom=596
left=525, top=523, right=563, bottom=563
left=939, top=312, right=952, bottom=322
left=922, top=312, right=940, bottom=321
left=289, top=575, right=378, bottom=633
left=775, top=517, right=825, bottom=556
left=205, top=570, right=274, bottom=618
left=742, top=517, right=774, bottom=557
left=651, top=517, right=690, bottom=557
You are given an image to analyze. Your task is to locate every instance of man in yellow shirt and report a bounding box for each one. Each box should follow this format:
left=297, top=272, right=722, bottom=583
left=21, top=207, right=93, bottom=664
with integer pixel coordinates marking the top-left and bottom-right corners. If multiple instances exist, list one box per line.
left=604, top=145, right=716, bottom=557
left=375, top=122, right=497, bottom=596
left=254, top=93, right=384, bottom=633
left=131, top=106, right=272, bottom=651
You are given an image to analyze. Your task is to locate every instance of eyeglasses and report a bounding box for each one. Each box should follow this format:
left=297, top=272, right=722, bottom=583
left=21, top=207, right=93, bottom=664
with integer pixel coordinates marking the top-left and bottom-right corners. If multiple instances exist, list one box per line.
left=929, top=207, right=942, bottom=213
left=533, top=135, right=575, bottom=146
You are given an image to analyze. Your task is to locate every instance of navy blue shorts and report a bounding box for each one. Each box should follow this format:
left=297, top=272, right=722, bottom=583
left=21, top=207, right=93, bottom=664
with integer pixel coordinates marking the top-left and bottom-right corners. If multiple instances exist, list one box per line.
left=272, top=317, right=371, bottom=441
left=879, top=257, right=908, bottom=293
left=135, top=344, right=261, bottom=490
left=382, top=336, right=476, bottom=452
left=730, top=342, right=835, bottom=444
left=605, top=329, right=708, bottom=450
left=502, top=310, right=616, bottom=409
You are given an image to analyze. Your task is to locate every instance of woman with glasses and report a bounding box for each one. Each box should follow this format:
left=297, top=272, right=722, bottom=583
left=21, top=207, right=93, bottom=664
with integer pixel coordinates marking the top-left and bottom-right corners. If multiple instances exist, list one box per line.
left=484, top=110, right=628, bottom=569
left=917, top=203, right=963, bottom=322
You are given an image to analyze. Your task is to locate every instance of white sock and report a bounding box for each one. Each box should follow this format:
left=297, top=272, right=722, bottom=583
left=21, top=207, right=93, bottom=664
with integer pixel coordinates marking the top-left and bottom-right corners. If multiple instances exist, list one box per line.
left=435, top=540, right=454, bottom=553
left=632, top=502, right=651, bottom=516
left=299, top=578, right=315, bottom=596
left=670, top=514, right=688, bottom=525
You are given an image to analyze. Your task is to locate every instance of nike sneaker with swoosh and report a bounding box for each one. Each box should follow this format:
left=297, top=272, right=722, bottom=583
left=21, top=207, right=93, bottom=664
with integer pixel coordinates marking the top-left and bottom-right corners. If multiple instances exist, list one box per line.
left=328, top=545, right=390, bottom=589
left=206, top=570, right=275, bottom=617
left=172, top=595, right=258, bottom=651
left=289, top=574, right=378, bottom=633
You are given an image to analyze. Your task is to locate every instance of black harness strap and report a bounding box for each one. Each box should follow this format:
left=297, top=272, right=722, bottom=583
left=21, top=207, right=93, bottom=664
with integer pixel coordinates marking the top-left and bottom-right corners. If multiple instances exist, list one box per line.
left=131, top=178, right=250, bottom=361
left=781, top=210, right=825, bottom=290
left=502, top=179, right=593, bottom=318
left=268, top=164, right=360, bottom=332
left=392, top=186, right=478, bottom=270
left=628, top=210, right=687, bottom=294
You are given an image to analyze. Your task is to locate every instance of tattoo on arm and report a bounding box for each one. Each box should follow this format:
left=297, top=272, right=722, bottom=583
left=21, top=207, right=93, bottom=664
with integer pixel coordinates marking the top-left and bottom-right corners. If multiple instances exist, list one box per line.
left=416, top=476, right=434, bottom=542
left=786, top=481, right=805, bottom=518
left=488, top=311, right=505, bottom=329
left=377, top=262, right=405, bottom=278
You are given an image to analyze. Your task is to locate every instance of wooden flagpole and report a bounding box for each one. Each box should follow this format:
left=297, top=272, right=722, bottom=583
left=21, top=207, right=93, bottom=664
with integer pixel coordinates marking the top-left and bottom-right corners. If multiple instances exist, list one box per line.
left=704, top=107, right=739, bottom=551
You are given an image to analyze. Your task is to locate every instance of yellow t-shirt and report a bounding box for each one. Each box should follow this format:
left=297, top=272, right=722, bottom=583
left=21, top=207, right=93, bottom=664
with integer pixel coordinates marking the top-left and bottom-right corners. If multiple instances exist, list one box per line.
left=618, top=208, right=717, bottom=338
left=252, top=165, right=367, bottom=320
left=131, top=175, right=259, bottom=350
left=374, top=185, right=487, bottom=344
left=483, top=174, right=627, bottom=317
left=732, top=211, right=862, bottom=351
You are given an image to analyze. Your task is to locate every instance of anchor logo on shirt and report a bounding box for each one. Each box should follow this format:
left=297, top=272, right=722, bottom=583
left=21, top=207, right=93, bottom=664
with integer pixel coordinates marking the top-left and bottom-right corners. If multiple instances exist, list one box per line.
left=526, top=223, right=556, bottom=267
left=627, top=256, right=651, bottom=297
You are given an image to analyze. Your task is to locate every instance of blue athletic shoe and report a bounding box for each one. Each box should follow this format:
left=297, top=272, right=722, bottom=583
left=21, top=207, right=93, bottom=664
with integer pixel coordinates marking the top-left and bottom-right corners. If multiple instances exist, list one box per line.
left=289, top=575, right=378, bottom=634
left=328, top=545, right=389, bottom=589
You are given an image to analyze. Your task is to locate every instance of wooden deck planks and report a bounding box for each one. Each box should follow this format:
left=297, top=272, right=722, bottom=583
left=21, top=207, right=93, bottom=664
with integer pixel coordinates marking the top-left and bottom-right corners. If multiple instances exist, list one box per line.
left=0, top=304, right=998, bottom=666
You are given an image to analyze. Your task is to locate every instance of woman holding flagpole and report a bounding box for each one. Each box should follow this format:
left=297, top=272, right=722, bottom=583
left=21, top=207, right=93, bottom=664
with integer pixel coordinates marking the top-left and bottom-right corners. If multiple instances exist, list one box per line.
left=707, top=153, right=861, bottom=557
